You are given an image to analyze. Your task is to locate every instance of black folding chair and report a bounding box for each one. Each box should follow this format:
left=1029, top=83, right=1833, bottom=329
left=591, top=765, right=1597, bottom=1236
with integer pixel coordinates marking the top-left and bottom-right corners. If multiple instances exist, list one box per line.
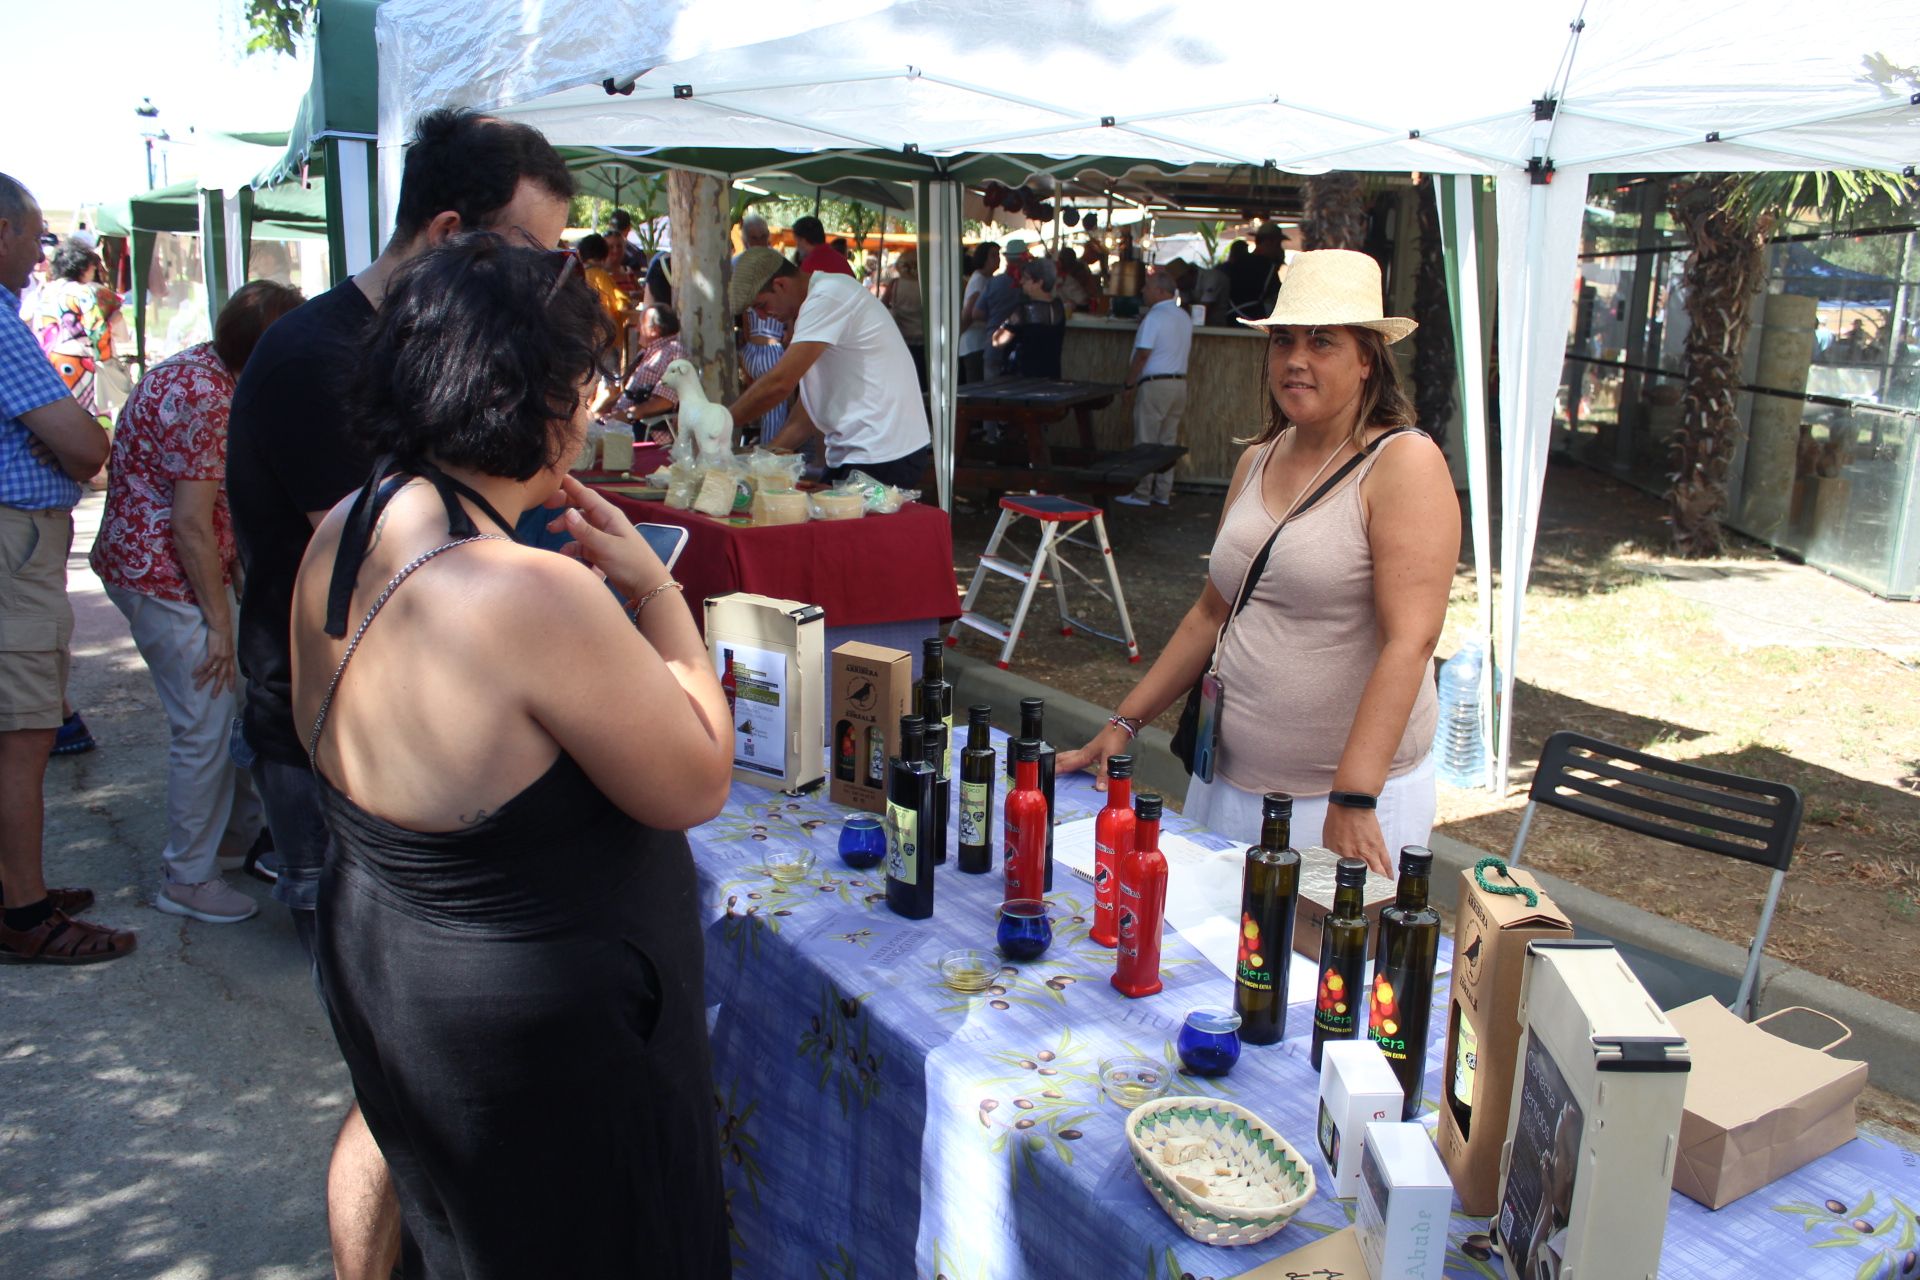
left=1508, top=731, right=1802, bottom=1020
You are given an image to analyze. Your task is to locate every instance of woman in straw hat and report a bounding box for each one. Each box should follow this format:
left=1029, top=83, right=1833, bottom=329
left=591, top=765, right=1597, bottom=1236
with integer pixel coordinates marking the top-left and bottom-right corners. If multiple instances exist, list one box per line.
left=1061, top=249, right=1458, bottom=876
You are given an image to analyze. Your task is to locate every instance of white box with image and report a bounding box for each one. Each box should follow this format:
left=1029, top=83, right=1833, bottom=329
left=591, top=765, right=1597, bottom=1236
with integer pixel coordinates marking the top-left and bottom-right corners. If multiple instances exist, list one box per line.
left=1355, top=1121, right=1453, bottom=1280
left=1316, top=1038, right=1404, bottom=1198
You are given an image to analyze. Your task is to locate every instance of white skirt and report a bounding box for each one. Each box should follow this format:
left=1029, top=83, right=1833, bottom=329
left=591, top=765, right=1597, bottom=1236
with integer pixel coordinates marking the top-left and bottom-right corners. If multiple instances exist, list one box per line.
left=1182, top=753, right=1437, bottom=856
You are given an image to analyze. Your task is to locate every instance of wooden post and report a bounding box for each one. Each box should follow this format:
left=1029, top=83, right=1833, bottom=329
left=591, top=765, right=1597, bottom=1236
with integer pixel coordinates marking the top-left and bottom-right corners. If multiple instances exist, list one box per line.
left=667, top=169, right=739, bottom=405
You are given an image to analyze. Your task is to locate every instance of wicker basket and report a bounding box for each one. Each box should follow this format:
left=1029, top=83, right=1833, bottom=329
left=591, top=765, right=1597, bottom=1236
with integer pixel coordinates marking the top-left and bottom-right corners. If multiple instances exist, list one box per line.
left=1126, top=1096, right=1317, bottom=1246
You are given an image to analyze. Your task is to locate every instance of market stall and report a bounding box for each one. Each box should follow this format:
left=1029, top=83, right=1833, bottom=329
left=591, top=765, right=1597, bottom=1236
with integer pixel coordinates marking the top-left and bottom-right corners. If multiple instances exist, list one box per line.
left=689, top=733, right=1918, bottom=1279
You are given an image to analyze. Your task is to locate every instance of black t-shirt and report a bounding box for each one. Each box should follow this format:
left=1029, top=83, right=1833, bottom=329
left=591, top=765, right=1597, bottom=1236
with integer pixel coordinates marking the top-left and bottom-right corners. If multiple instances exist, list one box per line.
left=1007, top=297, right=1067, bottom=379
left=227, top=280, right=376, bottom=765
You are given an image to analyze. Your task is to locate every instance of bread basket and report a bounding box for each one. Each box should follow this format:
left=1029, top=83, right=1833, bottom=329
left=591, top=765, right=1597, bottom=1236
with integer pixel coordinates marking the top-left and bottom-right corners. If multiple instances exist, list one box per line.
left=1126, top=1095, right=1316, bottom=1246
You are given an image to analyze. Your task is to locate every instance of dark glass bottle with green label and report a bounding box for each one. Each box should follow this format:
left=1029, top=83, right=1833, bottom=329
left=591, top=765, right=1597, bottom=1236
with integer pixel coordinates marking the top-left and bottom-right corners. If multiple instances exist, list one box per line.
left=957, top=704, right=995, bottom=874
left=923, top=720, right=950, bottom=866
left=1368, top=846, right=1441, bottom=1118
left=1233, top=793, right=1298, bottom=1045
left=914, top=638, right=954, bottom=774
left=1311, top=857, right=1371, bottom=1070
left=1005, top=697, right=1056, bottom=889
left=885, top=716, right=936, bottom=920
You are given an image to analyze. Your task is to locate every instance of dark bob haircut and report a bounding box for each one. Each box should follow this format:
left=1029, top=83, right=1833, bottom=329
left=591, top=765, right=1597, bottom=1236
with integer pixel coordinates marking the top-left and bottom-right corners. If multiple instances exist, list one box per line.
left=214, top=279, right=304, bottom=374
left=392, top=108, right=574, bottom=243
left=575, top=232, right=609, bottom=264
left=349, top=234, right=616, bottom=481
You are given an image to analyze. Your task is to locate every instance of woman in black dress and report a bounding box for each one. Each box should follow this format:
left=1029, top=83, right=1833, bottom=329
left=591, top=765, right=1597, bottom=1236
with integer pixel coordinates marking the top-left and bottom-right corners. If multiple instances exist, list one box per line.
left=289, top=235, right=733, bottom=1277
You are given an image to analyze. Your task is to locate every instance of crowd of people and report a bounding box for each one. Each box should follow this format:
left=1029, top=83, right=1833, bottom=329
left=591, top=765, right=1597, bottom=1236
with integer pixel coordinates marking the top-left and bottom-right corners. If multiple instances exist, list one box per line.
left=0, top=102, right=1454, bottom=1274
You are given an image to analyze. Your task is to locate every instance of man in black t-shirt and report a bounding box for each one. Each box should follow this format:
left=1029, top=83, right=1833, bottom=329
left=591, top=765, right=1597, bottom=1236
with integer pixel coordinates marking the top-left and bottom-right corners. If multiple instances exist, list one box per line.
left=224, top=106, right=573, bottom=1277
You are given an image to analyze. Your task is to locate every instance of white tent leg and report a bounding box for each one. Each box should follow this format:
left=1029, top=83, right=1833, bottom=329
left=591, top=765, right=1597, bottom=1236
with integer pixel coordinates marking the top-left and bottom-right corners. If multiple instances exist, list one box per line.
left=922, top=179, right=962, bottom=512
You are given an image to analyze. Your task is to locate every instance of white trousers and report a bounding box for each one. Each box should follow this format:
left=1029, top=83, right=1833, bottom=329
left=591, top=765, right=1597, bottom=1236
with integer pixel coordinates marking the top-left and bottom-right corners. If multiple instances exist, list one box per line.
left=1183, top=753, right=1438, bottom=857
left=106, top=585, right=262, bottom=884
left=1131, top=378, right=1188, bottom=502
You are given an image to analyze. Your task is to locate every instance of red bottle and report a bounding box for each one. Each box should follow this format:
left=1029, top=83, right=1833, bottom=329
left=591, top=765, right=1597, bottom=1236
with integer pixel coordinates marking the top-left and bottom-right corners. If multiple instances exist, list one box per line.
left=1112, top=792, right=1168, bottom=998
left=1003, top=739, right=1048, bottom=903
left=1090, top=754, right=1135, bottom=948
left=720, top=647, right=738, bottom=713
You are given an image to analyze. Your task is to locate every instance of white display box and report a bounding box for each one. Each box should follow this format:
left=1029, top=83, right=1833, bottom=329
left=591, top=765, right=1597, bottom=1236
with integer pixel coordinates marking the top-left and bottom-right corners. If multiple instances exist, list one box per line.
left=1316, top=1038, right=1405, bottom=1199
left=704, top=592, right=826, bottom=793
left=1495, top=941, right=1691, bottom=1280
left=1356, top=1121, right=1454, bottom=1280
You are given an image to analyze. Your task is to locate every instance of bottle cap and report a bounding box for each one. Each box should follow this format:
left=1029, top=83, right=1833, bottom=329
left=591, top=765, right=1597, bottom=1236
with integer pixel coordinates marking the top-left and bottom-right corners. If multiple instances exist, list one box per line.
left=1014, top=737, right=1039, bottom=762
left=968, top=703, right=992, bottom=724
left=1335, top=857, right=1369, bottom=887
left=1134, top=793, right=1163, bottom=821
left=922, top=636, right=944, bottom=658
left=1106, top=754, right=1134, bottom=779
left=1398, top=845, right=1434, bottom=877
left=900, top=713, right=925, bottom=740
left=1020, top=697, right=1045, bottom=714
left=1262, top=792, right=1294, bottom=819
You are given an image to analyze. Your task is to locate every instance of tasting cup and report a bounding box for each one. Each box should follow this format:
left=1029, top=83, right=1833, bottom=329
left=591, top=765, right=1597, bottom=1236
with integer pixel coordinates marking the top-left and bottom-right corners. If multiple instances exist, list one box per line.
left=1098, top=1054, right=1172, bottom=1108
left=939, top=948, right=996, bottom=994
left=838, top=814, right=888, bottom=869
left=764, top=846, right=817, bottom=884
left=1176, top=1006, right=1244, bottom=1077
left=997, top=899, right=1053, bottom=961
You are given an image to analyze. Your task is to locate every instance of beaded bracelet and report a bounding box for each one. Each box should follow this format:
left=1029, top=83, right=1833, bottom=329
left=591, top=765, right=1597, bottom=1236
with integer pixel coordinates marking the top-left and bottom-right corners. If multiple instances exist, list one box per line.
left=624, top=580, right=684, bottom=618
left=1107, top=714, right=1144, bottom=738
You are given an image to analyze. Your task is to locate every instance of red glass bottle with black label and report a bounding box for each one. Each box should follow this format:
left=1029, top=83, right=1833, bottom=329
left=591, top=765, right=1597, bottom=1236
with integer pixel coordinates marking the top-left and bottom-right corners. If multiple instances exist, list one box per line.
left=1002, top=738, right=1048, bottom=904
left=1090, top=754, right=1135, bottom=948
left=1111, top=792, right=1168, bottom=998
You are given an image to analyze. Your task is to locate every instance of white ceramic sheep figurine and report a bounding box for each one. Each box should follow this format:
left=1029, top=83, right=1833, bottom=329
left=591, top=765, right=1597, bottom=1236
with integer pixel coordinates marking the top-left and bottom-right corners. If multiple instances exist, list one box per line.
left=662, top=358, right=733, bottom=467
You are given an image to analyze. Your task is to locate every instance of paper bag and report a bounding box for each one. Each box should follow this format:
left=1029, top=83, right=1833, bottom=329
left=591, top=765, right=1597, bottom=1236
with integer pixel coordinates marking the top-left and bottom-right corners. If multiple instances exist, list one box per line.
left=1665, top=998, right=1866, bottom=1209
left=1233, top=1225, right=1368, bottom=1278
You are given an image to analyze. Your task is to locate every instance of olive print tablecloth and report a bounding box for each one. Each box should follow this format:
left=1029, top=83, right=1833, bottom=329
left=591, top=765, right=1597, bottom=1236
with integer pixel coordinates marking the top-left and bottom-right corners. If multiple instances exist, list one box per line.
left=688, top=732, right=1920, bottom=1279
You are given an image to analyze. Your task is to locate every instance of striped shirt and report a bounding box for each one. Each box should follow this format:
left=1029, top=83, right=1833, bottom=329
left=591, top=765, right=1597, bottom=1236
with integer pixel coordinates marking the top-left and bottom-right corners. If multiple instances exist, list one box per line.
left=0, top=286, right=84, bottom=511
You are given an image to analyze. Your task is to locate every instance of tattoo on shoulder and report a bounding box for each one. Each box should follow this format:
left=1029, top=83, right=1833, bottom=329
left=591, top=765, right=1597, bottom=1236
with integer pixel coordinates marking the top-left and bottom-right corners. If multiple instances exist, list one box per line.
left=459, top=808, right=491, bottom=826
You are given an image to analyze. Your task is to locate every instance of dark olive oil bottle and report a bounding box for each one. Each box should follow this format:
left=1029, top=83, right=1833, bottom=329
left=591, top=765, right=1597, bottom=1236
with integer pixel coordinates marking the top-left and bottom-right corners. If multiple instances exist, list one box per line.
left=1233, top=793, right=1299, bottom=1045
left=1367, top=846, right=1441, bottom=1118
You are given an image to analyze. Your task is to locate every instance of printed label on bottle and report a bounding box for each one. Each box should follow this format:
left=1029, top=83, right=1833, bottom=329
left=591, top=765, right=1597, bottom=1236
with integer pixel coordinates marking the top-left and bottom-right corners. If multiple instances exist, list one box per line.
left=1235, top=910, right=1273, bottom=992
left=1093, top=842, right=1114, bottom=923
left=959, top=781, right=988, bottom=845
left=1366, top=970, right=1408, bottom=1061
left=886, top=800, right=918, bottom=884
left=1117, top=906, right=1137, bottom=958
left=1004, top=813, right=1025, bottom=895
left=1451, top=1018, right=1479, bottom=1109
left=1313, top=964, right=1356, bottom=1037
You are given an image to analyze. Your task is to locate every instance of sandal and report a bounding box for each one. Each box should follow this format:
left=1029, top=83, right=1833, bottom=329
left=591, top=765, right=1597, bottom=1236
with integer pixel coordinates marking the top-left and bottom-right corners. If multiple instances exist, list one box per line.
left=0, top=909, right=137, bottom=965
left=0, top=883, right=95, bottom=915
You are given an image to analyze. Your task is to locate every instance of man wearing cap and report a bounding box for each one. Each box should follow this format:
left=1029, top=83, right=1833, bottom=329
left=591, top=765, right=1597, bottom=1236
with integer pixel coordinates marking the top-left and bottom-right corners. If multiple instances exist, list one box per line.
left=980, top=238, right=1031, bottom=380
left=725, top=246, right=931, bottom=489
left=1115, top=267, right=1192, bottom=507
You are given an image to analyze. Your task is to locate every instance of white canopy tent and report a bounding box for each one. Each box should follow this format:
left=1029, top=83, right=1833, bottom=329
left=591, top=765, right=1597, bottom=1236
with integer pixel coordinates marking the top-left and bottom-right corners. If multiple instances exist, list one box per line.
left=375, top=0, right=1919, bottom=789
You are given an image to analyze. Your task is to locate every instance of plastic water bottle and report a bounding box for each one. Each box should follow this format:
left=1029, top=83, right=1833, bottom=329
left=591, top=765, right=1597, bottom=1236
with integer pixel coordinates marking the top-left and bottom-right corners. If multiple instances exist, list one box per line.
left=1433, top=641, right=1487, bottom=789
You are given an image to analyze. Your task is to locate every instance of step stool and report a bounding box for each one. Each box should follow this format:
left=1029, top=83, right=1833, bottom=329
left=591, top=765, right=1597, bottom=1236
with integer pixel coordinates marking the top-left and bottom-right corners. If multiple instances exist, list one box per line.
left=948, top=493, right=1140, bottom=669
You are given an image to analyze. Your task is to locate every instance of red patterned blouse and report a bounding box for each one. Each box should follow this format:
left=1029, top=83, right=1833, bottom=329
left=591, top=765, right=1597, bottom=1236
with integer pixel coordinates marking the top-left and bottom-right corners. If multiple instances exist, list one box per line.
left=90, top=343, right=237, bottom=605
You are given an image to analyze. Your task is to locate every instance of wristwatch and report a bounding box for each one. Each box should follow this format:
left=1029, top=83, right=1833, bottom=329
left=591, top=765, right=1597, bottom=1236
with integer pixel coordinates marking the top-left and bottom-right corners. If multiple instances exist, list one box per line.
left=1328, top=790, right=1378, bottom=811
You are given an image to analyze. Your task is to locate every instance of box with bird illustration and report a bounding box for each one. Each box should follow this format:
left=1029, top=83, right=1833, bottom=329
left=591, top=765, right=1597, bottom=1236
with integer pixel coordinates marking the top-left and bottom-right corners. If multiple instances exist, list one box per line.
left=1435, top=861, right=1572, bottom=1215
left=828, top=642, right=913, bottom=814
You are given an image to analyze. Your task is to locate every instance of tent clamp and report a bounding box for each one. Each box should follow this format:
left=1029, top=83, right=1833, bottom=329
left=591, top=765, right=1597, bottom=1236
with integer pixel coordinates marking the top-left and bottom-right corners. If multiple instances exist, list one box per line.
left=1101, top=116, right=1116, bottom=128
left=602, top=77, right=637, bottom=97
left=1706, top=131, right=1721, bottom=142
left=1906, top=165, right=1916, bottom=178
left=1527, top=156, right=1556, bottom=185
left=1409, top=129, right=1421, bottom=139
left=1532, top=97, right=1557, bottom=121
left=902, top=143, right=920, bottom=155
left=1912, top=92, right=1920, bottom=105
left=674, top=84, right=694, bottom=100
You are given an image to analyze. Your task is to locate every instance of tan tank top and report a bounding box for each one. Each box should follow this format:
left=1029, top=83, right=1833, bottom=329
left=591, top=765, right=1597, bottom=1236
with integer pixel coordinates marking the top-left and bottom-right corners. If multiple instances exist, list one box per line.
left=1206, top=431, right=1438, bottom=795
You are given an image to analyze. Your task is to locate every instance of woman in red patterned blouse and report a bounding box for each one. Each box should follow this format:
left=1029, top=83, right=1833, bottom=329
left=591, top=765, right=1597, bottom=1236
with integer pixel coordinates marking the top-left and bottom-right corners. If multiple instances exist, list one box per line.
left=90, top=280, right=303, bottom=925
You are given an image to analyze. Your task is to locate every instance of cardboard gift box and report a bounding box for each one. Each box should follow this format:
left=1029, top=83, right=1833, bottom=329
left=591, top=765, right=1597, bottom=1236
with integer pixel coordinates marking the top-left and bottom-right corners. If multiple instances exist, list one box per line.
left=827, top=642, right=912, bottom=815
left=1357, top=1121, right=1454, bottom=1280
left=1664, top=998, right=1866, bottom=1210
left=1293, top=845, right=1394, bottom=960
left=705, top=593, right=826, bottom=793
left=1436, top=863, right=1573, bottom=1216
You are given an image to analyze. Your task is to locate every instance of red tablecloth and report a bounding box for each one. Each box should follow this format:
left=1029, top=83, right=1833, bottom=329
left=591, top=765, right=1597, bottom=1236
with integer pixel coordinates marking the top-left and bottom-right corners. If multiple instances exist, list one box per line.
left=594, top=489, right=960, bottom=628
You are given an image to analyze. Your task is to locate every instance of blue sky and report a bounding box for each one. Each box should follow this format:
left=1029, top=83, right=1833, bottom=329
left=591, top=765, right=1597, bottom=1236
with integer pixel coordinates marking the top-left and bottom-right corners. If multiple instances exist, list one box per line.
left=0, top=0, right=308, bottom=214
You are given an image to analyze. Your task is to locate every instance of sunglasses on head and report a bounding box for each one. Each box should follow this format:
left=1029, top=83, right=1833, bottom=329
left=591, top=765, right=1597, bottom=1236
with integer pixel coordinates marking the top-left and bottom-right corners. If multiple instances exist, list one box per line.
left=504, top=226, right=578, bottom=304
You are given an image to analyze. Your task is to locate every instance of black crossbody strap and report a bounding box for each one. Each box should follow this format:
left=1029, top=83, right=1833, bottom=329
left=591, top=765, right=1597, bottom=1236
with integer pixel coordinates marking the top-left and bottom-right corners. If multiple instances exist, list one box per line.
left=1227, top=426, right=1415, bottom=624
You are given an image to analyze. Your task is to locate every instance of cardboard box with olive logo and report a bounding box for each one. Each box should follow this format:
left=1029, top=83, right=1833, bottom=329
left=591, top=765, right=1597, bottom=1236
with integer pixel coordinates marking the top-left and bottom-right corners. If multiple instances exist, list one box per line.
left=829, top=642, right=912, bottom=815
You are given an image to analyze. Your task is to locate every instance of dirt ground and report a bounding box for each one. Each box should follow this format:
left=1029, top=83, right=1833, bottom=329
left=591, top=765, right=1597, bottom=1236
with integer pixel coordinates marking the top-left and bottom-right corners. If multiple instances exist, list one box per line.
left=947, top=465, right=1920, bottom=1018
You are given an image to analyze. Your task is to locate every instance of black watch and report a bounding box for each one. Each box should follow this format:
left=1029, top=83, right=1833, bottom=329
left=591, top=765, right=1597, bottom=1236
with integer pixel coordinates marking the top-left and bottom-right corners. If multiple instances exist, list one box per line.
left=1328, top=790, right=1378, bottom=811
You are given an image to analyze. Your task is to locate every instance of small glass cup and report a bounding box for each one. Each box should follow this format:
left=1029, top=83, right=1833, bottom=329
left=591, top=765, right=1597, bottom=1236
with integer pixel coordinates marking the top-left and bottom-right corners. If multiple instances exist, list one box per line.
left=940, top=948, right=996, bottom=993
left=997, top=899, right=1053, bottom=961
left=765, top=846, right=817, bottom=885
left=1099, top=1055, right=1171, bottom=1108
left=1177, top=1007, right=1244, bottom=1077
left=838, top=814, right=887, bottom=870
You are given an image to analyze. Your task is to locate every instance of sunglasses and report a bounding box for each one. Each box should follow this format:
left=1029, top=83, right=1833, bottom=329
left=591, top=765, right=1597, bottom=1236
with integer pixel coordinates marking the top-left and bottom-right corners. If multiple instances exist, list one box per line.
left=505, top=226, right=578, bottom=304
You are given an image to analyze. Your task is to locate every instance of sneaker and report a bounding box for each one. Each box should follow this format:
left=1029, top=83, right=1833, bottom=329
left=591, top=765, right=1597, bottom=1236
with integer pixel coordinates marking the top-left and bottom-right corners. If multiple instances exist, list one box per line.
left=1113, top=494, right=1151, bottom=507
left=215, top=829, right=279, bottom=884
left=1153, top=495, right=1173, bottom=507
left=51, top=712, right=96, bottom=756
left=155, top=879, right=258, bottom=924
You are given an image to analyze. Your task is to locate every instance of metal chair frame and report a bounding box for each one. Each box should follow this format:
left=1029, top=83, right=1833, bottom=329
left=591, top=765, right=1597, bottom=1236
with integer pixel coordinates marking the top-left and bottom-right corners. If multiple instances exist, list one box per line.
left=1508, top=730, right=1802, bottom=1020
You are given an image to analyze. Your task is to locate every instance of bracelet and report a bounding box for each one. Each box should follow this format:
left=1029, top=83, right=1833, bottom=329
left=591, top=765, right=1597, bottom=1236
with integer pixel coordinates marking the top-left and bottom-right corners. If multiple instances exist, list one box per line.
left=1328, top=790, right=1379, bottom=811
left=1107, top=714, right=1144, bottom=739
left=623, top=580, right=684, bottom=618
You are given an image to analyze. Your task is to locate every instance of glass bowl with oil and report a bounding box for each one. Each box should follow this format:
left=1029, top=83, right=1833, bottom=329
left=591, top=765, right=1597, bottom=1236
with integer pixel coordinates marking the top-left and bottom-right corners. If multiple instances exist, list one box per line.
left=764, top=846, right=817, bottom=885
left=1100, top=1055, right=1172, bottom=1108
left=939, top=949, right=997, bottom=994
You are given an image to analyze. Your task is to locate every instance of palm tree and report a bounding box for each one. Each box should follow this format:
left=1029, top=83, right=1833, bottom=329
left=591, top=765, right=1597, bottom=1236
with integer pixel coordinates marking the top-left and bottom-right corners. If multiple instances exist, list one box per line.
left=1302, top=173, right=1369, bottom=251
left=1666, top=171, right=1912, bottom=556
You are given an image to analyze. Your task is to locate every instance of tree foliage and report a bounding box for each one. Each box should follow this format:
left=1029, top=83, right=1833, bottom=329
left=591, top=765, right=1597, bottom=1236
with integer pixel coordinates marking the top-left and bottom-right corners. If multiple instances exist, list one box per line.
left=244, top=0, right=315, bottom=56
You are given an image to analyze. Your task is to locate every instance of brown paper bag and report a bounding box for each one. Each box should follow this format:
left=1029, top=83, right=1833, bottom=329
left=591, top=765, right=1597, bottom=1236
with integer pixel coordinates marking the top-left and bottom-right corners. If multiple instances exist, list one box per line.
left=1665, top=998, right=1866, bottom=1210
left=1232, top=1225, right=1369, bottom=1278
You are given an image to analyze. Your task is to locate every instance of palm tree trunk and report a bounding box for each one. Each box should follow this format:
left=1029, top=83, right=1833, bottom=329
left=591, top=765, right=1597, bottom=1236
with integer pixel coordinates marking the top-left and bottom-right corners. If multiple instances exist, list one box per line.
left=1668, top=176, right=1770, bottom=557
left=1302, top=173, right=1369, bottom=251
left=1412, top=176, right=1456, bottom=448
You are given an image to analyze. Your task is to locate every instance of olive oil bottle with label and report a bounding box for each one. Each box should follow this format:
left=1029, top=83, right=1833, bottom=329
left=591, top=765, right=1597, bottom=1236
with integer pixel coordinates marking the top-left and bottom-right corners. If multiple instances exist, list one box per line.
left=1233, top=793, right=1299, bottom=1044
left=885, top=716, right=936, bottom=920
left=957, top=705, right=995, bottom=874
left=1367, top=846, right=1441, bottom=1118
left=1311, top=857, right=1371, bottom=1070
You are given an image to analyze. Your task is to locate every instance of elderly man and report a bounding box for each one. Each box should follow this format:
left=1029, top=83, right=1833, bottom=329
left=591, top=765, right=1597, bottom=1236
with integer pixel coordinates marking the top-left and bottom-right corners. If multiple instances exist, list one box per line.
left=739, top=214, right=772, bottom=251
left=725, top=246, right=930, bottom=488
left=1114, top=266, right=1192, bottom=508
left=0, top=172, right=129, bottom=965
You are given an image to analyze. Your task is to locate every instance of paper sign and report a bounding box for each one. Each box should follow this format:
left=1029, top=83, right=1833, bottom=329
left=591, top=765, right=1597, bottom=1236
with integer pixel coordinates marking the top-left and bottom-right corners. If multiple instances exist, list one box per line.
left=721, top=642, right=788, bottom=778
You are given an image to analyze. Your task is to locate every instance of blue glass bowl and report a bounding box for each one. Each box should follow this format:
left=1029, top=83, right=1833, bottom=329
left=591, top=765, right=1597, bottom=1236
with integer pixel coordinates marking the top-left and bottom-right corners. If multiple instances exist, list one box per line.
left=997, top=899, right=1053, bottom=961
left=1177, top=1007, right=1243, bottom=1077
left=839, top=814, right=887, bottom=870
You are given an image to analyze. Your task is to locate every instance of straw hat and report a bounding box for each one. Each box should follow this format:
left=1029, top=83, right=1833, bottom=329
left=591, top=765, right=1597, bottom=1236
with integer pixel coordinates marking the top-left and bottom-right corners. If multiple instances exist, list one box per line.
left=1239, top=249, right=1417, bottom=343
left=728, top=246, right=788, bottom=316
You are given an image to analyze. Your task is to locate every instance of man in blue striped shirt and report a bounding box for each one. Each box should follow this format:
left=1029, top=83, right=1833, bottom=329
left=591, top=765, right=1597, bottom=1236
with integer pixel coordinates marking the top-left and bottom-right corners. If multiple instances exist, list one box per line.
left=0, top=172, right=133, bottom=965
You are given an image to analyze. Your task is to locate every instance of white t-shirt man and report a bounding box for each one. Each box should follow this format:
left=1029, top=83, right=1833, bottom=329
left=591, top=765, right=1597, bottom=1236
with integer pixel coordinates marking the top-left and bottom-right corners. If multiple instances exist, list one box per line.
left=1134, top=297, right=1194, bottom=377
left=791, top=273, right=931, bottom=468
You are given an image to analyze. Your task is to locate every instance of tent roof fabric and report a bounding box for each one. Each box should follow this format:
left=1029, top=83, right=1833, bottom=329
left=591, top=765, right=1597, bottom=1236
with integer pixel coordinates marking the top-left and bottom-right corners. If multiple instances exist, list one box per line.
left=258, top=0, right=381, bottom=190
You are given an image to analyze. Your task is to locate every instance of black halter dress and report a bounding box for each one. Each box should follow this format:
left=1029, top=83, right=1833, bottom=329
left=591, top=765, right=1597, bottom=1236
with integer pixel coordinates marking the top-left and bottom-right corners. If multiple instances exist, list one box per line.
left=309, top=462, right=728, bottom=1279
